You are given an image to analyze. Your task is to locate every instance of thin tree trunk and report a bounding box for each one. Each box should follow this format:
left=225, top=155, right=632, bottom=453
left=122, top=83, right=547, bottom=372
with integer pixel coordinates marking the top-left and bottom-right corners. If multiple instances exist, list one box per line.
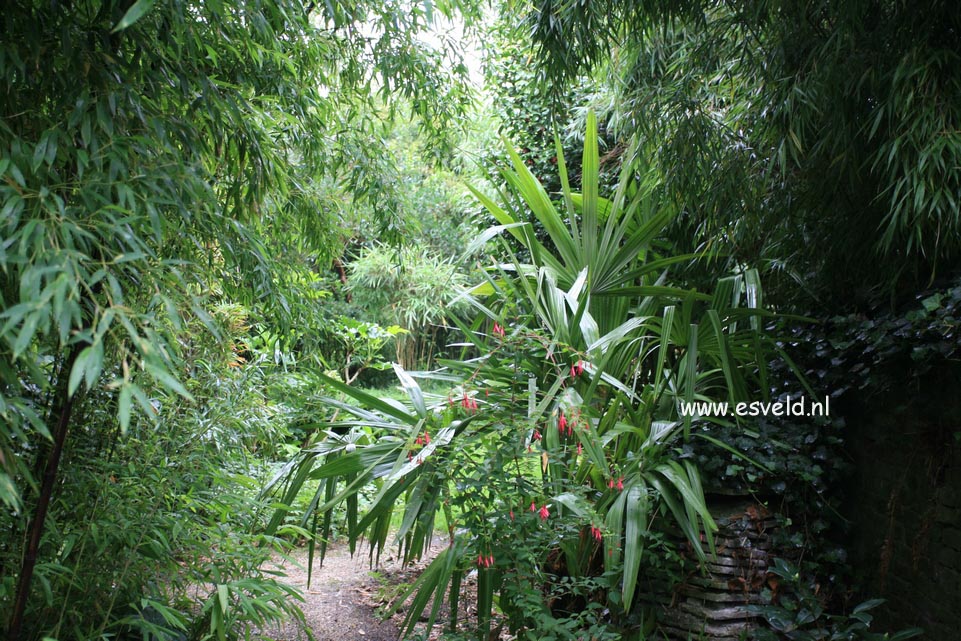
left=7, top=346, right=81, bottom=641
left=333, top=258, right=351, bottom=302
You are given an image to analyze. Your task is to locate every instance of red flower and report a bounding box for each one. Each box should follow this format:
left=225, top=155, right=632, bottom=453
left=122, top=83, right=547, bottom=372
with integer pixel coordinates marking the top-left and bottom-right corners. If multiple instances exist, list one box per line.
left=558, top=411, right=567, bottom=433
left=509, top=510, right=514, bottom=521
left=570, top=360, right=585, bottom=377
left=539, top=505, right=550, bottom=521
left=590, top=525, right=603, bottom=542
left=424, top=431, right=431, bottom=444
left=530, top=501, right=537, bottom=512
left=616, top=476, right=624, bottom=491
left=576, top=442, right=583, bottom=455
left=493, top=322, right=505, bottom=338
left=533, top=429, right=541, bottom=441
left=461, top=393, right=478, bottom=413
left=608, top=478, right=615, bottom=489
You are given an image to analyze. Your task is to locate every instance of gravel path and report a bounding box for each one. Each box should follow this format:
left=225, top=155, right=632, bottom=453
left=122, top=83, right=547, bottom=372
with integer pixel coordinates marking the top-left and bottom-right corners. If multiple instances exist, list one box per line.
left=262, top=541, right=442, bottom=641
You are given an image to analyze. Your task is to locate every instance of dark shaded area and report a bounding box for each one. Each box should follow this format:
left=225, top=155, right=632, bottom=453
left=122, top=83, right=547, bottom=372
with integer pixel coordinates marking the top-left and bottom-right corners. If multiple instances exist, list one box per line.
left=844, top=366, right=961, bottom=640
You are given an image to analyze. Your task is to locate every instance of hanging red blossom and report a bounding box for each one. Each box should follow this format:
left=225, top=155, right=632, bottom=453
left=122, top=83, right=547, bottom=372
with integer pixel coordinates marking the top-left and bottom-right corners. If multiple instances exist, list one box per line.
left=570, top=360, right=585, bottom=377
left=461, top=393, right=478, bottom=413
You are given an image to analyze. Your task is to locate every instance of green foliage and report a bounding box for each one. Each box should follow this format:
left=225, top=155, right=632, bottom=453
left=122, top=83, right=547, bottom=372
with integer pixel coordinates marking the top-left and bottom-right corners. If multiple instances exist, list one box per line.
left=0, top=0, right=335, bottom=512
left=348, top=244, right=469, bottom=369
left=329, top=317, right=407, bottom=384
left=520, top=0, right=961, bottom=307
left=684, top=276, right=961, bottom=638
left=481, top=3, right=576, bottom=196
left=749, top=559, right=923, bottom=641
left=267, top=113, right=787, bottom=639
left=0, top=0, right=487, bottom=636
left=0, top=298, right=306, bottom=639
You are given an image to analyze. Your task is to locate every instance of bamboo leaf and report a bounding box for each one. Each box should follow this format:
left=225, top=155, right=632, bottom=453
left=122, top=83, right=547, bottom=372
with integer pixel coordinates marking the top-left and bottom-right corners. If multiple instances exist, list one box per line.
left=111, top=0, right=155, bottom=33
left=118, top=384, right=133, bottom=434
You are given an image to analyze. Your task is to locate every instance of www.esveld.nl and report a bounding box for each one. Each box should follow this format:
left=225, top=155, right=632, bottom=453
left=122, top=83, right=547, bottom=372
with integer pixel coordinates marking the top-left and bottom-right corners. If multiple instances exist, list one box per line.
left=679, top=395, right=831, bottom=418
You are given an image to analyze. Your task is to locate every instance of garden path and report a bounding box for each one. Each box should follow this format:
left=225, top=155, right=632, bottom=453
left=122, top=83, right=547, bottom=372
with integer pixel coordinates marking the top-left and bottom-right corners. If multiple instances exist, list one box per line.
left=264, top=541, right=443, bottom=641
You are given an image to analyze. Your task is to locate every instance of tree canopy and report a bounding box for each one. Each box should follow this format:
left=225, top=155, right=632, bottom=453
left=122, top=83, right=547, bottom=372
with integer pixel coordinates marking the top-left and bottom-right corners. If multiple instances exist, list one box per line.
left=522, top=0, right=961, bottom=306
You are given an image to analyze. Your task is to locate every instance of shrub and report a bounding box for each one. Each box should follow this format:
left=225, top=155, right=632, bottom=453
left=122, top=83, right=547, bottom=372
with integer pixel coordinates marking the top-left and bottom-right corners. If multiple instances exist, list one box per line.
left=266, top=113, right=788, bottom=640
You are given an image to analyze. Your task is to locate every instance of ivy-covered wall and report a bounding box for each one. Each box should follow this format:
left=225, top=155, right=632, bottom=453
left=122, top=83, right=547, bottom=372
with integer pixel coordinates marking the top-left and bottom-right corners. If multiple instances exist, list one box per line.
left=820, top=284, right=961, bottom=639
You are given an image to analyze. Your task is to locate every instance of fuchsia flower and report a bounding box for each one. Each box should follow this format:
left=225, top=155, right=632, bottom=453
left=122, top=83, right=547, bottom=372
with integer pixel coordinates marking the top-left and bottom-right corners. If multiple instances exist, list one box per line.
left=530, top=501, right=537, bottom=513
left=570, top=360, right=585, bottom=377
left=476, top=553, right=494, bottom=568
left=616, top=477, right=624, bottom=491
left=576, top=442, right=583, bottom=455
left=533, top=429, right=541, bottom=441
left=461, top=393, right=478, bottom=413
left=509, top=510, right=514, bottom=521
left=492, top=322, right=505, bottom=338
left=590, top=525, right=603, bottom=542
left=558, top=411, right=567, bottom=433
left=539, top=505, right=550, bottom=521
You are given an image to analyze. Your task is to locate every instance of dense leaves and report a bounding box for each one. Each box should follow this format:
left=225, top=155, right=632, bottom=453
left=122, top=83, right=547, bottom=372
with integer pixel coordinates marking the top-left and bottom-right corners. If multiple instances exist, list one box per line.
left=2, top=1, right=954, bottom=640
left=0, top=0, right=481, bottom=638
left=521, top=0, right=961, bottom=307
left=267, top=115, right=788, bottom=639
